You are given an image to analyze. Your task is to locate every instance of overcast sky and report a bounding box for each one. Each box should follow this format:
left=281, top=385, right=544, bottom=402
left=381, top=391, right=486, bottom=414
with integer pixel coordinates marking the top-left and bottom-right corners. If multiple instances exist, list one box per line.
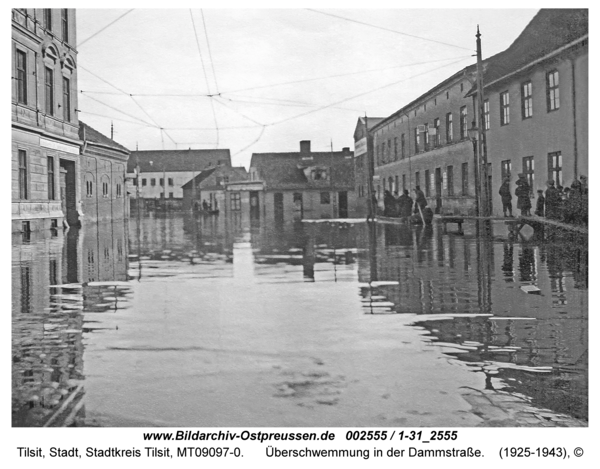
left=76, top=8, right=538, bottom=167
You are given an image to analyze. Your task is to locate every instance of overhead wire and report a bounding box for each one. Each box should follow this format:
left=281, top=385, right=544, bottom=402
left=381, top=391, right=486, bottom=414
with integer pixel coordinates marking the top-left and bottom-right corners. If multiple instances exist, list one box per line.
left=77, top=9, right=134, bottom=48
left=306, top=9, right=473, bottom=52
left=201, top=9, right=220, bottom=94
left=81, top=92, right=159, bottom=128
left=214, top=97, right=265, bottom=127
left=267, top=56, right=472, bottom=127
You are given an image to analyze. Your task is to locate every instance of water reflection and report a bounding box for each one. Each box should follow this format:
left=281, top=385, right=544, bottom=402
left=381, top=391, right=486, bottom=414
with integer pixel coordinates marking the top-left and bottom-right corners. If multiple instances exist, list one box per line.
left=12, top=213, right=587, bottom=426
left=358, top=221, right=588, bottom=421
left=12, top=222, right=130, bottom=427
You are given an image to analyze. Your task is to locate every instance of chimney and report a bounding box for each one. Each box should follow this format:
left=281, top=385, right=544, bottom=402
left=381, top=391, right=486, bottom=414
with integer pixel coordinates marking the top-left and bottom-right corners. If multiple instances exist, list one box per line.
left=342, top=147, right=351, bottom=157
left=300, top=140, right=311, bottom=155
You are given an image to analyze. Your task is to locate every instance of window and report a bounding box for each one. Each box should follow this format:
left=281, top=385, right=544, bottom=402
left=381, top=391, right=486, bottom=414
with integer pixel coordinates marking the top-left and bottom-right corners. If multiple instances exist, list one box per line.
left=116, top=182, right=122, bottom=198
left=61, top=9, right=69, bottom=43
left=102, top=177, right=109, bottom=198
left=45, top=67, right=54, bottom=116
left=151, top=178, right=156, bottom=186
left=62, top=76, right=70, bottom=121
left=394, top=137, right=398, bottom=161
left=523, top=156, right=534, bottom=193
left=460, top=106, right=468, bottom=139
left=169, top=192, right=173, bottom=199
left=47, top=156, right=55, bottom=200
left=142, top=178, right=147, bottom=186
left=548, top=152, right=562, bottom=186
left=402, top=174, right=406, bottom=192
left=447, top=166, right=454, bottom=196
left=521, top=81, right=533, bottom=119
left=168, top=177, right=174, bottom=186
left=423, top=123, right=429, bottom=151
left=381, top=142, right=386, bottom=163
left=376, top=145, right=381, bottom=166
left=446, top=113, right=453, bottom=143
left=320, top=192, right=330, bottom=204
left=500, top=91, right=510, bottom=125
left=159, top=178, right=164, bottom=186
left=395, top=176, right=399, bottom=194
left=424, top=170, right=430, bottom=197
left=415, top=171, right=420, bottom=189
left=501, top=160, right=512, bottom=181
left=85, top=175, right=94, bottom=198
left=461, top=162, right=468, bottom=196
left=401, top=134, right=406, bottom=159
left=231, top=192, right=241, bottom=210
left=433, top=118, right=440, bottom=147
left=18, top=149, right=28, bottom=199
left=387, top=139, right=391, bottom=162
left=388, top=177, right=393, bottom=192
left=547, top=70, right=560, bottom=111
left=483, top=100, right=490, bottom=130
left=16, top=50, right=27, bottom=104
left=313, top=169, right=327, bottom=180
left=44, top=9, right=52, bottom=31
left=414, top=128, right=420, bottom=153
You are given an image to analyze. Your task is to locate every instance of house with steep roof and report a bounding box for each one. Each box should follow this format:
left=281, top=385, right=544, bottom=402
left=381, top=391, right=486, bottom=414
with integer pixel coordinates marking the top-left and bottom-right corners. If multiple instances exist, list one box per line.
left=79, top=122, right=130, bottom=222
left=181, top=166, right=248, bottom=212
left=126, top=148, right=231, bottom=210
left=250, top=140, right=356, bottom=222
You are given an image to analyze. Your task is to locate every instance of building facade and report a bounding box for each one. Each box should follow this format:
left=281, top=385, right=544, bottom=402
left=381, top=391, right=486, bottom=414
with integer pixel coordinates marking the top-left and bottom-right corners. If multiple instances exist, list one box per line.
left=127, top=149, right=231, bottom=210
left=12, top=8, right=81, bottom=232
left=353, top=117, right=384, bottom=217
left=181, top=166, right=249, bottom=212
left=250, top=141, right=357, bottom=222
left=367, top=9, right=588, bottom=217
left=79, top=122, right=130, bottom=223
left=480, top=9, right=588, bottom=213
left=370, top=66, right=478, bottom=215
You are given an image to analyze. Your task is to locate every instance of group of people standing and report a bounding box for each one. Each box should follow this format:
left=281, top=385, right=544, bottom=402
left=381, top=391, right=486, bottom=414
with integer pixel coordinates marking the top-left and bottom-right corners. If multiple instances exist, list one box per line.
left=499, top=174, right=587, bottom=225
left=377, top=186, right=432, bottom=223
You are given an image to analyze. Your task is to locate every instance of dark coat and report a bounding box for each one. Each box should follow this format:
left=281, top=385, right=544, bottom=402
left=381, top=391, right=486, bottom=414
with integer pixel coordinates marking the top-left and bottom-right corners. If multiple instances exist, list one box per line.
left=535, top=194, right=545, bottom=217
left=499, top=182, right=512, bottom=203
left=398, top=194, right=413, bottom=217
left=515, top=179, right=531, bottom=210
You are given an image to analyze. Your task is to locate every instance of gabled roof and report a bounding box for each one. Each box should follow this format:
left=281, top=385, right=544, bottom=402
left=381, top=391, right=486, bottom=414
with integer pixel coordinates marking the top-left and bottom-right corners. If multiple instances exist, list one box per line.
left=79, top=121, right=130, bottom=154
left=354, top=117, right=385, bottom=140
left=127, top=149, right=231, bottom=173
left=250, top=152, right=355, bottom=190
left=181, top=168, right=217, bottom=190
left=476, top=9, right=588, bottom=91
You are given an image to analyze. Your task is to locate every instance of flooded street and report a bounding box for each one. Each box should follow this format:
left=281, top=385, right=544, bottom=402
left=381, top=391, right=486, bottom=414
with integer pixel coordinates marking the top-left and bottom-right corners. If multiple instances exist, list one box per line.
left=12, top=213, right=587, bottom=427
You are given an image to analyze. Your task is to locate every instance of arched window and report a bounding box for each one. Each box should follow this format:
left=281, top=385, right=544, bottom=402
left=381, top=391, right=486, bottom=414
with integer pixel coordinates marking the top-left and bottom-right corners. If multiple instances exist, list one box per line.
left=115, top=177, right=122, bottom=198
left=85, top=172, right=94, bottom=198
left=101, top=175, right=110, bottom=198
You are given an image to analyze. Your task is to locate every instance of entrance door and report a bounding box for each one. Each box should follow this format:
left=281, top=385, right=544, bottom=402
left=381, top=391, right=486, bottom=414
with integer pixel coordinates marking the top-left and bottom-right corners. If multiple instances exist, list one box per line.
left=338, top=191, right=348, bottom=218
left=59, top=159, right=79, bottom=226
left=249, top=191, right=260, bottom=219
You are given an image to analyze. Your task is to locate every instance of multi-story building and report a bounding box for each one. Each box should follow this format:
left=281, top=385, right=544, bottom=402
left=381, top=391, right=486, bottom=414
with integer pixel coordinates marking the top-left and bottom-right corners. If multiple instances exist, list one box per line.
left=478, top=8, right=587, bottom=213
left=370, top=65, right=478, bottom=215
left=353, top=117, right=384, bottom=217
left=79, top=122, right=130, bottom=223
left=249, top=140, right=356, bottom=222
left=368, top=9, right=587, bottom=217
left=12, top=8, right=81, bottom=232
left=126, top=149, right=231, bottom=210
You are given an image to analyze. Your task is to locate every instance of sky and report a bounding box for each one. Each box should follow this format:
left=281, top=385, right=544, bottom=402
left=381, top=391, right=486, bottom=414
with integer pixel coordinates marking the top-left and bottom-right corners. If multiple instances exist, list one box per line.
left=75, top=8, right=539, bottom=168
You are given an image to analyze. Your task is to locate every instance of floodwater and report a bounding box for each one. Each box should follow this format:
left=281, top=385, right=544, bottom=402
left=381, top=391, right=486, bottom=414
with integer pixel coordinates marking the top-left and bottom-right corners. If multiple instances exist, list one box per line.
left=12, top=212, right=587, bottom=427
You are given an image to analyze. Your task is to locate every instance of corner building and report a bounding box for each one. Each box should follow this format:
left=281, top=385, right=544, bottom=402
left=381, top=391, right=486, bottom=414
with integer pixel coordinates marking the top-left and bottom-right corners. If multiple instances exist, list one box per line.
left=12, top=9, right=81, bottom=232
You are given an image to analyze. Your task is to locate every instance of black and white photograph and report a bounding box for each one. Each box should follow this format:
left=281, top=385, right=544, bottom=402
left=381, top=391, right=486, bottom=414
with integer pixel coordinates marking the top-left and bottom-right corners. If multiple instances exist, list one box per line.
left=10, top=4, right=590, bottom=464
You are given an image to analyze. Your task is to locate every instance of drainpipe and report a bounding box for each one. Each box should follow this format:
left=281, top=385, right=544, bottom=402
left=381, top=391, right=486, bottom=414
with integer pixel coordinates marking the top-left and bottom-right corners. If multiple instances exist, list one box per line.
left=571, top=58, right=578, bottom=178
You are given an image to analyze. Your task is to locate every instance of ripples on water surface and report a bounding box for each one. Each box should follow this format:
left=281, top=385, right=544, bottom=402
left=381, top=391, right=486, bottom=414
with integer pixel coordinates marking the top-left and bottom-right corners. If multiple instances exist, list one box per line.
left=12, top=212, right=587, bottom=426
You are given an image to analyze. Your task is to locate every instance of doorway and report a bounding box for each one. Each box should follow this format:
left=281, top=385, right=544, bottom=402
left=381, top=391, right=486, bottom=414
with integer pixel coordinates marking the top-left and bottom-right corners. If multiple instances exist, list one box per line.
left=59, top=159, right=79, bottom=227
left=249, top=191, right=260, bottom=219
left=338, top=191, right=348, bottom=218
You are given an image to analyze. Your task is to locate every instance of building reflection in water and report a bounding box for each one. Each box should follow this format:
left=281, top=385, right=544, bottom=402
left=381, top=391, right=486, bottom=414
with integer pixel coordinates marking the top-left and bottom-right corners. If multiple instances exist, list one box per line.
left=357, top=222, right=588, bottom=421
left=12, top=221, right=129, bottom=427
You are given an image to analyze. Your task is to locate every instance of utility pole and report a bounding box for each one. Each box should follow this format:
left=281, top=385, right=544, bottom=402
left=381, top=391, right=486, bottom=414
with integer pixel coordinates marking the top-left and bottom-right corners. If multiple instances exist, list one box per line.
left=364, top=114, right=375, bottom=220
left=476, top=26, right=491, bottom=217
